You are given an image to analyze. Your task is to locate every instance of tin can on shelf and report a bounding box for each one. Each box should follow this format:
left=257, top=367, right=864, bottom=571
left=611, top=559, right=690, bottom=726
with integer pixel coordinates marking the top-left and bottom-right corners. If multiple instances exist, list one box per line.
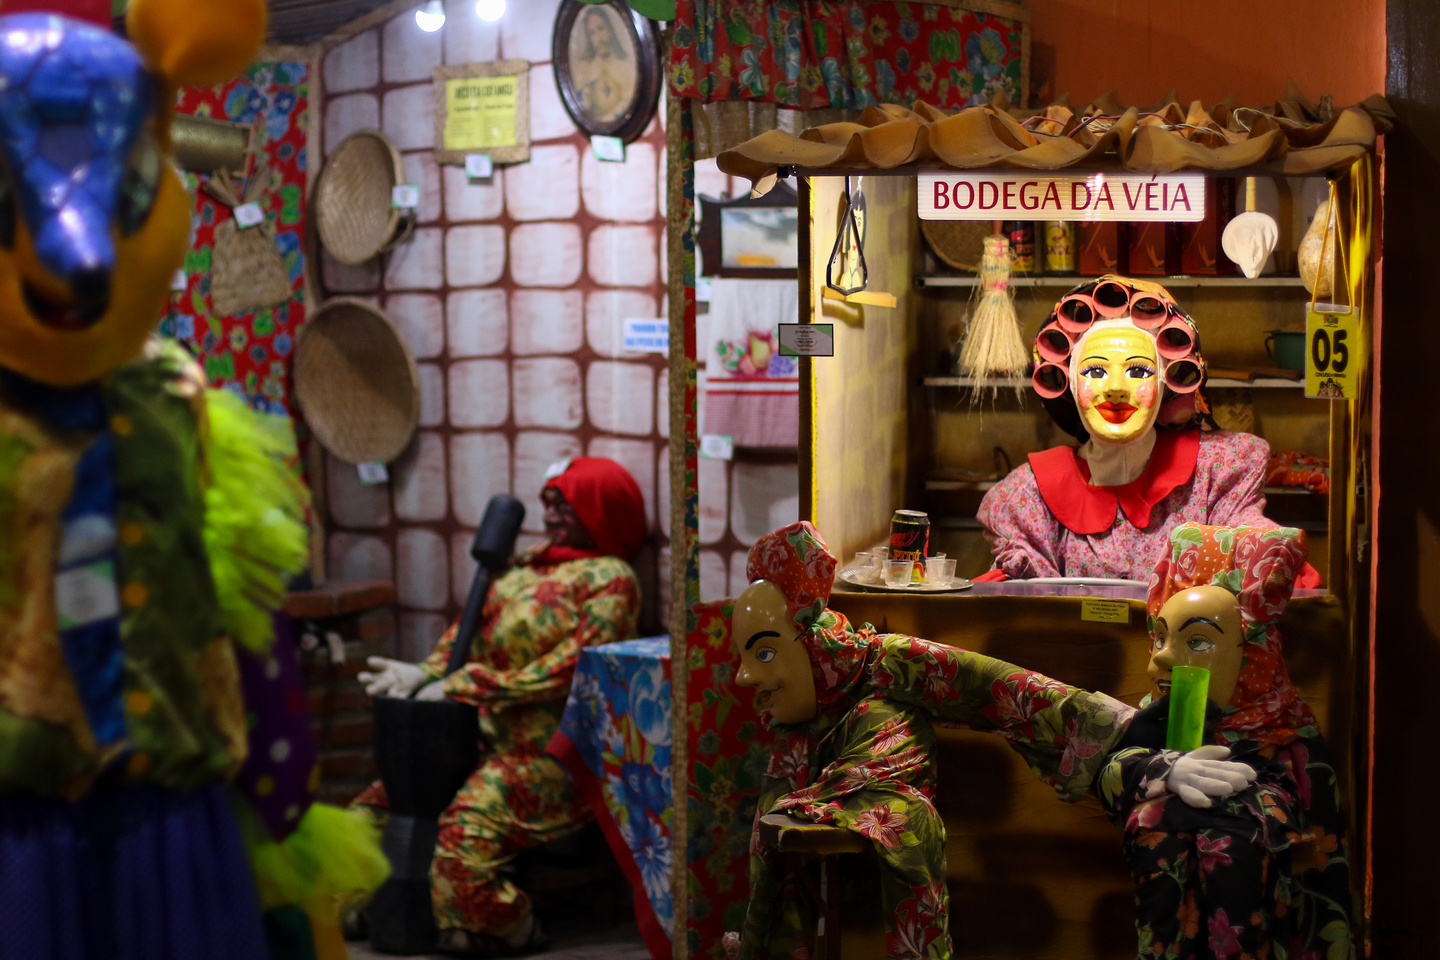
left=1003, top=221, right=1036, bottom=274
left=889, top=510, right=930, bottom=582
left=1043, top=221, right=1077, bottom=275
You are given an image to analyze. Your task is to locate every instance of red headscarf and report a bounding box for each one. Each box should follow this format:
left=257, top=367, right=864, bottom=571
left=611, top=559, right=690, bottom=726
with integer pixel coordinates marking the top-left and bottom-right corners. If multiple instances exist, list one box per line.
left=1146, top=523, right=1318, bottom=746
left=3, top=0, right=113, bottom=24
left=538, top=456, right=646, bottom=565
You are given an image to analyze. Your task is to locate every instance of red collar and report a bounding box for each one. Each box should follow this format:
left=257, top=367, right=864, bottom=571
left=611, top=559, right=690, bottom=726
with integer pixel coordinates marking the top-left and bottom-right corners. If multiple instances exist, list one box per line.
left=1027, top=430, right=1201, bottom=534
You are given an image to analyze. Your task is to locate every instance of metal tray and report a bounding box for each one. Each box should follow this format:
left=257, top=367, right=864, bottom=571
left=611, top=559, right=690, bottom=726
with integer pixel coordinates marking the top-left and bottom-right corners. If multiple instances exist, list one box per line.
left=836, top=569, right=974, bottom=593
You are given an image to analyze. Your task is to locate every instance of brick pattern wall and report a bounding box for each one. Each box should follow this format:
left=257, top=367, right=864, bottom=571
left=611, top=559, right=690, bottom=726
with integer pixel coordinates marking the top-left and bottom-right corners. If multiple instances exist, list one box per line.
left=318, top=3, right=799, bottom=658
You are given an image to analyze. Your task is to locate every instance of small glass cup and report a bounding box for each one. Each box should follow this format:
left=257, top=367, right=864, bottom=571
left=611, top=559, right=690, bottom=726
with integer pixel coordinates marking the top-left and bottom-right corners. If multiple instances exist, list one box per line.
left=883, top=559, right=912, bottom=588
left=924, top=556, right=948, bottom=585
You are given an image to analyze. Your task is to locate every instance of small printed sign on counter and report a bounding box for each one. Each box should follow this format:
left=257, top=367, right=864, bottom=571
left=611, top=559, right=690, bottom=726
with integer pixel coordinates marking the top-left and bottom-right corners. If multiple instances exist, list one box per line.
left=465, top=154, right=494, bottom=179
left=1080, top=599, right=1131, bottom=624
left=233, top=202, right=265, bottom=228
left=591, top=135, right=625, bottom=162
left=357, top=462, right=390, bottom=485
left=392, top=185, right=421, bottom=209
left=700, top=434, right=735, bottom=461
left=623, top=318, right=669, bottom=354
left=778, top=323, right=834, bottom=357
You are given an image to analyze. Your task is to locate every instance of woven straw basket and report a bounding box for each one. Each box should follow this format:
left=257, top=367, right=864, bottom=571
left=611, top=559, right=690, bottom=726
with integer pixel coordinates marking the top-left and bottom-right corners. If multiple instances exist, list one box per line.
left=921, top=219, right=990, bottom=272
left=315, top=129, right=414, bottom=266
left=294, top=298, right=420, bottom=464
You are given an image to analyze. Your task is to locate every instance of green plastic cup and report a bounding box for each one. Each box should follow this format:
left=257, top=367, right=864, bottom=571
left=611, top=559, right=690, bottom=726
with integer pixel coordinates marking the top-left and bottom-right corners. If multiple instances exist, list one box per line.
left=1165, top=665, right=1211, bottom=753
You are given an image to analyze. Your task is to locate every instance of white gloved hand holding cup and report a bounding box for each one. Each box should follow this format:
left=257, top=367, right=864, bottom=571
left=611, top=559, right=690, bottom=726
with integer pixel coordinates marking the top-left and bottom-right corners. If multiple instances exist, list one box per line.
left=1166, top=744, right=1258, bottom=808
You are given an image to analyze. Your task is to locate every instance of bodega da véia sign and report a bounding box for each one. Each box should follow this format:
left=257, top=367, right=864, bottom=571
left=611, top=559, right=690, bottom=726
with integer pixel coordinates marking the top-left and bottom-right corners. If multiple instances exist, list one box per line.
left=918, top=172, right=1207, bottom=222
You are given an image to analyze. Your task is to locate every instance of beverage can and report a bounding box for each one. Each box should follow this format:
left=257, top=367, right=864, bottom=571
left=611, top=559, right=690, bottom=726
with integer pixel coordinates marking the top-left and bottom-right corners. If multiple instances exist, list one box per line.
left=1044, top=221, right=1077, bottom=275
left=889, top=510, right=930, bottom=582
left=1004, top=221, right=1036, bottom=274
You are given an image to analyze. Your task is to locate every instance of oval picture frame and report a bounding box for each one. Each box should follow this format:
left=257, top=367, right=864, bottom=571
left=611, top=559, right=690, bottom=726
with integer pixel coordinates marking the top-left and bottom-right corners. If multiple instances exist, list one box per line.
left=552, top=0, right=662, bottom=143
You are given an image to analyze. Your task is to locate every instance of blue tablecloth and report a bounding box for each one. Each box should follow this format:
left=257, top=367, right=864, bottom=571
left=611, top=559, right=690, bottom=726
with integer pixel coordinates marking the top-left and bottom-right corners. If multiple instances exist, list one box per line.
left=548, top=637, right=672, bottom=960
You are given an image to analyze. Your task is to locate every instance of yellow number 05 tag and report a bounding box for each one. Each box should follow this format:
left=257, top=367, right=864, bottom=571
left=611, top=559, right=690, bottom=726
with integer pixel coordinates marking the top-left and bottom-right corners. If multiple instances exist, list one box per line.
left=1305, top=304, right=1360, bottom=399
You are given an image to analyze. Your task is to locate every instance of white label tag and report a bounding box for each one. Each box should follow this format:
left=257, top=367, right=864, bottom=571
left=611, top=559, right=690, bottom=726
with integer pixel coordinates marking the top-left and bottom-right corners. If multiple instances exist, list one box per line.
left=55, top=560, right=121, bottom=630
left=623, top=318, right=669, bottom=354
left=170, top=268, right=187, bottom=292
left=591, top=135, right=625, bottom=162
left=391, top=184, right=421, bottom=209
left=695, top=276, right=713, bottom=302
left=465, top=154, right=494, bottom=179
left=233, top=202, right=265, bottom=228
left=700, top=434, right=735, bottom=460
left=357, top=461, right=390, bottom=484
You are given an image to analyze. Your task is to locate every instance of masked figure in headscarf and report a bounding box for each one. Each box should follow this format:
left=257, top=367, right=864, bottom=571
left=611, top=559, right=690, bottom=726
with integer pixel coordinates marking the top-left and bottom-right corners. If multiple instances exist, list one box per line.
left=356, top=457, right=646, bottom=953
left=1096, top=523, right=1353, bottom=960
left=729, top=522, right=1135, bottom=960
left=976, top=277, right=1320, bottom=588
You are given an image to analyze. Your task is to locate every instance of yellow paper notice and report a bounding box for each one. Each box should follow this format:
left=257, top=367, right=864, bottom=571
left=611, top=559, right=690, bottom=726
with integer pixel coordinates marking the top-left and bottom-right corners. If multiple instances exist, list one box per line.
left=1080, top=599, right=1130, bottom=624
left=444, top=75, right=518, bottom=152
left=1305, top=305, right=1362, bottom=399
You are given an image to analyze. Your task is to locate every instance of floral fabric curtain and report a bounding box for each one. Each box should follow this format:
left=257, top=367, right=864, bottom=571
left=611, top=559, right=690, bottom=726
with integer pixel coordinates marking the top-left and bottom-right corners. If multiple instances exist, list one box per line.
left=669, top=1, right=1025, bottom=112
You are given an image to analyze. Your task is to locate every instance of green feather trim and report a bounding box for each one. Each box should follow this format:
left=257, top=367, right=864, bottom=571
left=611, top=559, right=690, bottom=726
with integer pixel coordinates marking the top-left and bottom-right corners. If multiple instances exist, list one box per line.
left=201, top=389, right=309, bottom=654
left=235, top=800, right=391, bottom=911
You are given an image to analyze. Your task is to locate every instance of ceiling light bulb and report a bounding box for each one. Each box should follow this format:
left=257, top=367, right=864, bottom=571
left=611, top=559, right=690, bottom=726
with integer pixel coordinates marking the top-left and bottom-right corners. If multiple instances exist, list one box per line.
left=475, top=0, right=506, bottom=21
left=415, top=0, right=446, bottom=32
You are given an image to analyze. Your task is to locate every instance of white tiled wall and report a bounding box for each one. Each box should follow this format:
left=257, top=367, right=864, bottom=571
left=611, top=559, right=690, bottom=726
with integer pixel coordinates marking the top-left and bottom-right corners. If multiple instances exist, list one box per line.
left=320, top=6, right=795, bottom=645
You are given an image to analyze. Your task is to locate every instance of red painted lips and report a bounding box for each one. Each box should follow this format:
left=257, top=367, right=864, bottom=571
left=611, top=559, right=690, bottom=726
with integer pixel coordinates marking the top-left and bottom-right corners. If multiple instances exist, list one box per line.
left=1096, top=401, right=1138, bottom=424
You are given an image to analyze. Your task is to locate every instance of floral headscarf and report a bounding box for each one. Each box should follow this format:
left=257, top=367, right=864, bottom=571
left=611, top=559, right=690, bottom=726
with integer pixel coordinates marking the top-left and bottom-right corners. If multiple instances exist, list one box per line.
left=745, top=522, right=877, bottom=715
left=1146, top=523, right=1318, bottom=746
left=745, top=521, right=837, bottom=629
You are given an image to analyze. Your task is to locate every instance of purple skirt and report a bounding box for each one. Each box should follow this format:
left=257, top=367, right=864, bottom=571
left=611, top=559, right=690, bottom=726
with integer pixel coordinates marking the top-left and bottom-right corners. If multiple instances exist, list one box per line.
left=0, top=780, right=267, bottom=960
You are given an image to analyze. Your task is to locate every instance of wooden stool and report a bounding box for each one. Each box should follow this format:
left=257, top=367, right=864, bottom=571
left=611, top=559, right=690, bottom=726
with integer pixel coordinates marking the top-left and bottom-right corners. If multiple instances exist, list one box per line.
left=758, top=813, right=868, bottom=960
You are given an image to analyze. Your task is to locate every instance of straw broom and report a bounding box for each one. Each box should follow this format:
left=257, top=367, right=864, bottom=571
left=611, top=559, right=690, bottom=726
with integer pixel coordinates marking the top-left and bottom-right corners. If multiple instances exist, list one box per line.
left=957, top=235, right=1029, bottom=385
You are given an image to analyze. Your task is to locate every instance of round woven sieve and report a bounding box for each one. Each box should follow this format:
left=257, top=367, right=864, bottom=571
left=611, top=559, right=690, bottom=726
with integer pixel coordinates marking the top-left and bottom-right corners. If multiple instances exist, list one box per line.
left=315, top=129, right=410, bottom=266
left=294, top=297, right=420, bottom=464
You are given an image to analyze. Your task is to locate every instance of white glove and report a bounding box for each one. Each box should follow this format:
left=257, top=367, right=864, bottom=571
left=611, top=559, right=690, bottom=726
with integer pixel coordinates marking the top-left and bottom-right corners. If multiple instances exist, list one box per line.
left=357, top=657, right=429, bottom=698
left=415, top=679, right=449, bottom=702
left=1166, top=745, right=1258, bottom=808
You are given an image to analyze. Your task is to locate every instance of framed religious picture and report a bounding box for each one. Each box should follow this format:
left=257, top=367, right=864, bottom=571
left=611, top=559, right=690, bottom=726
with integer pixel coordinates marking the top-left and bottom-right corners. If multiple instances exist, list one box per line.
left=551, top=0, right=662, bottom=143
left=432, top=59, right=531, bottom=166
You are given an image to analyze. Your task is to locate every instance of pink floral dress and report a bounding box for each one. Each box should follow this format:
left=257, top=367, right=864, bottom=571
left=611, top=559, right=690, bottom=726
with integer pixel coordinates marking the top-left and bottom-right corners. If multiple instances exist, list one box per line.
left=977, top=430, right=1272, bottom=580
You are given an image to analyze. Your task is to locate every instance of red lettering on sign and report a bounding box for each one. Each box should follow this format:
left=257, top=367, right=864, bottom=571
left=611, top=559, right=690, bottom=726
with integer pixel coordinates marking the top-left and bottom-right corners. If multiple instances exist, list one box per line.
left=1122, top=182, right=1141, bottom=210
left=1042, top=182, right=1062, bottom=210
left=1071, top=182, right=1093, bottom=209
left=933, top=180, right=949, bottom=209
left=1095, top=182, right=1115, bottom=210
left=1145, top=181, right=1159, bottom=210
left=1172, top=182, right=1191, bottom=211
left=1162, top=182, right=1169, bottom=209
left=979, top=181, right=998, bottom=209
left=1002, top=181, right=1017, bottom=209
left=1020, top=181, right=1039, bottom=210
left=954, top=181, right=975, bottom=209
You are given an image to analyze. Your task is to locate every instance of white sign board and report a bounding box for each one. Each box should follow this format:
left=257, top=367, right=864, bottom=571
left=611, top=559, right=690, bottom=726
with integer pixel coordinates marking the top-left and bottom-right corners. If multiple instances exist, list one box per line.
left=623, top=318, right=668, bottom=354
left=918, top=172, right=1206, bottom=222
